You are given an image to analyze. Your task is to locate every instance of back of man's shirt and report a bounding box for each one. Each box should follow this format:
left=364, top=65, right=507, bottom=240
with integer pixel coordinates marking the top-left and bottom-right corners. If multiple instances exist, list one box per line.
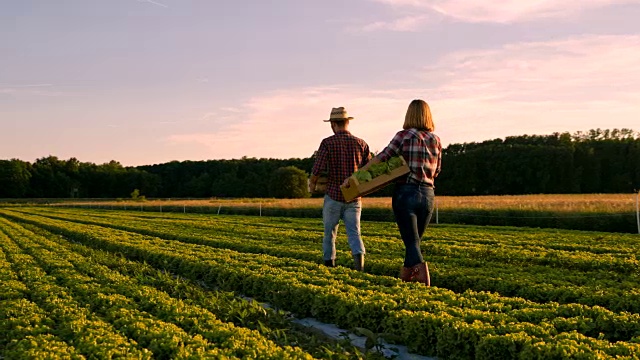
left=312, top=130, right=370, bottom=202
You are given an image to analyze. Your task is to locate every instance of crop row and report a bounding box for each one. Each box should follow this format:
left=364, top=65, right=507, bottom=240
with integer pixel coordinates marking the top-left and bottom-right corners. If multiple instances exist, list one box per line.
left=34, top=207, right=640, bottom=255
left=0, top=217, right=320, bottom=359
left=11, top=220, right=374, bottom=360
left=15, top=207, right=640, bottom=314
left=0, top=227, right=152, bottom=358
left=5, top=208, right=640, bottom=330
left=0, top=243, right=89, bottom=359
left=27, top=207, right=639, bottom=272
left=3, top=209, right=640, bottom=359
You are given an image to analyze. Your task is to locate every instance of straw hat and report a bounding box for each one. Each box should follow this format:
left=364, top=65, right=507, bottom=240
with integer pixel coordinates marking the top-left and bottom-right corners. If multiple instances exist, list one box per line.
left=323, top=107, right=354, bottom=122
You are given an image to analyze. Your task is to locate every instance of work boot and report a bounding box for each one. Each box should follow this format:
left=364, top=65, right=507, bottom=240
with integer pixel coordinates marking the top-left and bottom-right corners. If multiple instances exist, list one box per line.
left=324, top=259, right=335, bottom=267
left=412, top=262, right=431, bottom=286
left=353, top=254, right=364, bottom=272
left=400, top=266, right=413, bottom=282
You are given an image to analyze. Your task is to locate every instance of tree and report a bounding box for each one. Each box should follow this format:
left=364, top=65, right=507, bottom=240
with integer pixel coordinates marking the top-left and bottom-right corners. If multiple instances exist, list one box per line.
left=29, top=156, right=72, bottom=197
left=130, top=189, right=140, bottom=200
left=211, top=171, right=241, bottom=197
left=0, top=159, right=32, bottom=198
left=184, top=172, right=213, bottom=197
left=268, top=166, right=310, bottom=198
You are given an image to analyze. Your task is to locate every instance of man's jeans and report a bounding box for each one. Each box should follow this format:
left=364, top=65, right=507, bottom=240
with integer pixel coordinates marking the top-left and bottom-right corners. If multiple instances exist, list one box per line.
left=392, top=183, right=435, bottom=267
left=322, top=195, right=365, bottom=261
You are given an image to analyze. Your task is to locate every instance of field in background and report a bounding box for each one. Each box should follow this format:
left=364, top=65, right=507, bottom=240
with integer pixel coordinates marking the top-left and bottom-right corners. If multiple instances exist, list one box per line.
left=2, top=193, right=639, bottom=233
left=3, top=193, right=633, bottom=212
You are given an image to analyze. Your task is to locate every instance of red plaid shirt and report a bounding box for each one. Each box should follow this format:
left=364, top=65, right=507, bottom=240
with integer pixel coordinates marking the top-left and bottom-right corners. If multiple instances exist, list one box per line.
left=312, top=130, right=370, bottom=202
left=377, top=129, right=441, bottom=187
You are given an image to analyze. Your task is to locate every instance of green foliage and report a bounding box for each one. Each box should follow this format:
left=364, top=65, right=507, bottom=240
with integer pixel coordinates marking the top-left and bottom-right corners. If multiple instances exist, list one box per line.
left=269, top=166, right=311, bottom=199
left=130, top=189, right=146, bottom=202
left=387, top=156, right=403, bottom=171
left=0, top=159, right=31, bottom=198
left=1, top=128, right=639, bottom=198
left=353, top=170, right=372, bottom=183
left=352, top=156, right=402, bottom=183
left=439, top=128, right=640, bottom=195
left=368, top=162, right=390, bottom=178
left=6, top=208, right=640, bottom=358
left=354, top=327, right=403, bottom=355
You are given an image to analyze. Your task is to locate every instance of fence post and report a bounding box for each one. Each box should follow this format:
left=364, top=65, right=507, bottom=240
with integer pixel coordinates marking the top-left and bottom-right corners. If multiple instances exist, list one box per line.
left=436, top=200, right=439, bottom=224
left=636, top=190, right=639, bottom=235
left=217, top=205, right=221, bottom=215
left=183, top=205, right=186, bottom=214
left=160, top=205, right=162, bottom=213
left=260, top=203, right=262, bottom=217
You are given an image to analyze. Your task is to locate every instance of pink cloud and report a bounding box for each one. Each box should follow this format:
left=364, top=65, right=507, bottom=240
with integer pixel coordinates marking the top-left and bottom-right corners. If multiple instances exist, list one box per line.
left=167, top=34, right=640, bottom=159
left=363, top=0, right=640, bottom=29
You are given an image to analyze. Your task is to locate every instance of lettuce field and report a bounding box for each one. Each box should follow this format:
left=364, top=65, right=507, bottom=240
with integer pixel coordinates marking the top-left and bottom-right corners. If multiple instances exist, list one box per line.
left=1, top=207, right=640, bottom=359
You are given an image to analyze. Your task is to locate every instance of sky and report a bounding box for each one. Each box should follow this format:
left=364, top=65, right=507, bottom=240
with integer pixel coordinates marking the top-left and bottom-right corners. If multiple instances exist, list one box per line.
left=2, top=0, right=640, bottom=166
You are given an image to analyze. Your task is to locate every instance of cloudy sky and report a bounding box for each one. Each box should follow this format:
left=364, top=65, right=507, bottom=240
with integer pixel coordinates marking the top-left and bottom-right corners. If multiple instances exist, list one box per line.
left=2, top=1, right=640, bottom=166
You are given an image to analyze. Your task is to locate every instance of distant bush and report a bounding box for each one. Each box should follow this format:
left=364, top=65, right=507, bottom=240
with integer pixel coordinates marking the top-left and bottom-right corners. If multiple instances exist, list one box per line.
left=130, top=189, right=146, bottom=202
left=269, top=166, right=311, bottom=199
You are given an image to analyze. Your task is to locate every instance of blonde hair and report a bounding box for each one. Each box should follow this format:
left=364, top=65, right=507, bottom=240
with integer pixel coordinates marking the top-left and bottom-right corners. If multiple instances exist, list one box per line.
left=403, top=99, right=435, bottom=131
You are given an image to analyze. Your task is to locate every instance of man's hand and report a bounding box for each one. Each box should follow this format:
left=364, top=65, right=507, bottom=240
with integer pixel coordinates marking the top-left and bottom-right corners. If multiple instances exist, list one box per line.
left=341, top=177, right=350, bottom=188
left=308, top=174, right=319, bottom=193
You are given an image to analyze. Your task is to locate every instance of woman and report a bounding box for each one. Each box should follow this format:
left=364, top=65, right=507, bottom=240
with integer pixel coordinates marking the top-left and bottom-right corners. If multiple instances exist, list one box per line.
left=360, top=99, right=441, bottom=285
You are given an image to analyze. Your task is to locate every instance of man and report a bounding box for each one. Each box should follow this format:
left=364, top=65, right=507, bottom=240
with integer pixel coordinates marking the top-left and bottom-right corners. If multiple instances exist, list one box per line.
left=309, top=107, right=371, bottom=271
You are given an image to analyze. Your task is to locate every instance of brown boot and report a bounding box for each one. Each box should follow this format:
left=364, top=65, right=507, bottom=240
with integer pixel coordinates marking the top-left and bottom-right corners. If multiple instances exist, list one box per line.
left=412, top=262, right=431, bottom=286
left=353, top=254, right=364, bottom=272
left=400, top=266, right=413, bottom=282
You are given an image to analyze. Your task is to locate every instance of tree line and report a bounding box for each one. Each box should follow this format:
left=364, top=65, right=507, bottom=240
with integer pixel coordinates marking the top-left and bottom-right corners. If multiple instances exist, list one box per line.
left=1, top=129, right=638, bottom=199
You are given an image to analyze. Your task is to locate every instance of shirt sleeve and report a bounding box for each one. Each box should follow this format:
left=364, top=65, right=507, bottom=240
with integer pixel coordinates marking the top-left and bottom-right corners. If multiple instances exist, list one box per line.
left=376, top=131, right=404, bottom=162
left=360, top=142, right=371, bottom=168
left=312, top=140, right=328, bottom=176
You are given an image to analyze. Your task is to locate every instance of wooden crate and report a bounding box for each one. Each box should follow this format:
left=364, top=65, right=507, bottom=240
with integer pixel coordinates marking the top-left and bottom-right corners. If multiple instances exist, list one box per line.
left=340, top=156, right=410, bottom=202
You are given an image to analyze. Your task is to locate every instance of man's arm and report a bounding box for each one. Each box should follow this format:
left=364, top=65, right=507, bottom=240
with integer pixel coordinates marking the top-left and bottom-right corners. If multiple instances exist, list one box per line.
left=308, top=174, right=320, bottom=193
left=310, top=141, right=328, bottom=193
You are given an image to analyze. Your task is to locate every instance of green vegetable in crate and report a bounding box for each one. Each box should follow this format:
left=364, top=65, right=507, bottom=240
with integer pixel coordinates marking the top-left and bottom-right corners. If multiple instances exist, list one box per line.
left=353, top=170, right=372, bottom=183
left=369, top=162, right=390, bottom=178
left=348, top=156, right=404, bottom=184
left=387, top=156, right=403, bottom=171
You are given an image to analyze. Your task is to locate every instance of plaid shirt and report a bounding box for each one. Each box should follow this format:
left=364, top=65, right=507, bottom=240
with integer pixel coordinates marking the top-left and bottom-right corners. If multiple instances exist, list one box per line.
left=312, top=130, right=370, bottom=202
left=377, top=128, right=441, bottom=187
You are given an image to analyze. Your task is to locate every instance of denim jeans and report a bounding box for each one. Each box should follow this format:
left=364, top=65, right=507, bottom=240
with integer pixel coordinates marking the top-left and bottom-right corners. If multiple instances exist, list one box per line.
left=322, top=195, right=365, bottom=261
left=392, top=183, right=435, bottom=267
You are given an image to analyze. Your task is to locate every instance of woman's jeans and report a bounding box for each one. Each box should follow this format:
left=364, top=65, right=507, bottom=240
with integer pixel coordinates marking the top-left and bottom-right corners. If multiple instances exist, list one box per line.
left=392, top=183, right=435, bottom=267
left=322, top=195, right=365, bottom=261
